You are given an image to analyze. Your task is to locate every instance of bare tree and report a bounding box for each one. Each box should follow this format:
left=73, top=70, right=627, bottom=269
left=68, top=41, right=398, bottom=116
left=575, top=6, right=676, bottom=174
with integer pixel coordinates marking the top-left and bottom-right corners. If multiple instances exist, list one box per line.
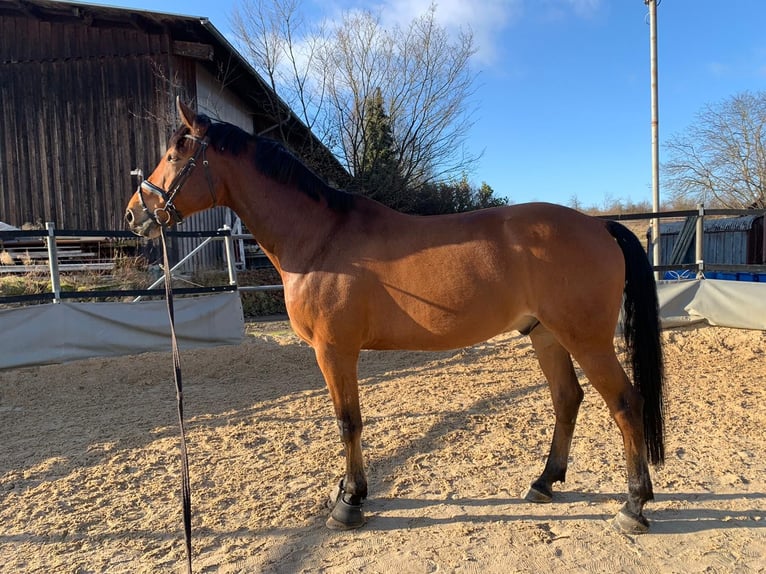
left=663, top=91, right=766, bottom=208
left=230, top=0, right=479, bottom=192
left=231, top=0, right=329, bottom=138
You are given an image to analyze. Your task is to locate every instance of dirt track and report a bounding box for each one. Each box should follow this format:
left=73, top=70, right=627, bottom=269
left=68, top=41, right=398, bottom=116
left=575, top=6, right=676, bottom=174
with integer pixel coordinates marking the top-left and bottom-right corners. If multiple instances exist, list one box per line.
left=1, top=321, right=765, bottom=573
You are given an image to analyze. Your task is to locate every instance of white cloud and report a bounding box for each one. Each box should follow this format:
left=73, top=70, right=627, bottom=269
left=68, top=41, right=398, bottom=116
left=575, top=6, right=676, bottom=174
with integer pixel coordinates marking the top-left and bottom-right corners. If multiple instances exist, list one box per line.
left=318, top=0, right=523, bottom=67
left=384, top=0, right=522, bottom=66
left=315, top=0, right=603, bottom=68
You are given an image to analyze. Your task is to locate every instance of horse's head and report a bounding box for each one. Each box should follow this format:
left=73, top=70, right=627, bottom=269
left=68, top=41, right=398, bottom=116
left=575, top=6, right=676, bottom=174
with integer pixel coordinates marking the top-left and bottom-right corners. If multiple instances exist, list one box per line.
left=125, top=98, right=217, bottom=238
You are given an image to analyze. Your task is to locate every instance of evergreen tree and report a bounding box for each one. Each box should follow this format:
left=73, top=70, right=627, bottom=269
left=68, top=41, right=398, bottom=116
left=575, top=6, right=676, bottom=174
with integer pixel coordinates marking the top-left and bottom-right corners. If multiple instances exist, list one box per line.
left=352, top=92, right=508, bottom=214
left=412, top=178, right=508, bottom=215
left=354, top=88, right=409, bottom=210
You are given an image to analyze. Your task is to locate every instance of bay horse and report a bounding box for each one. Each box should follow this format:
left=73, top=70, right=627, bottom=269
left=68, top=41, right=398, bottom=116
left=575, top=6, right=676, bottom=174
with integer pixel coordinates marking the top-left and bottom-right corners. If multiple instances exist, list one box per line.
left=125, top=99, right=665, bottom=534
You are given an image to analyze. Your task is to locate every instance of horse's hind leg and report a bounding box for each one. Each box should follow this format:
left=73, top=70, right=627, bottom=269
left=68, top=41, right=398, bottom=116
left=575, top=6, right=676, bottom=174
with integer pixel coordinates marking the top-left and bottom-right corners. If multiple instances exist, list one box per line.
left=525, top=326, right=584, bottom=503
left=313, top=344, right=368, bottom=530
left=574, top=348, right=654, bottom=533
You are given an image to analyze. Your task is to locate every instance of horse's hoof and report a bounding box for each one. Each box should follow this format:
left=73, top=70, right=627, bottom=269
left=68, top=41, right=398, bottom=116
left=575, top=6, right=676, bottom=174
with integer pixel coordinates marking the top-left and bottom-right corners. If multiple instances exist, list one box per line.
left=326, top=497, right=365, bottom=530
left=524, top=485, right=553, bottom=504
left=613, top=507, right=650, bottom=534
left=325, top=479, right=365, bottom=530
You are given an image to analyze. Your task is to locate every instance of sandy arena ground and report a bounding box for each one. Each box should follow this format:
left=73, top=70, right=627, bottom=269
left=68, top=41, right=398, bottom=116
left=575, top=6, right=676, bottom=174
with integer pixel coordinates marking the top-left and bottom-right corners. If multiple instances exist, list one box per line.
left=1, top=320, right=765, bottom=573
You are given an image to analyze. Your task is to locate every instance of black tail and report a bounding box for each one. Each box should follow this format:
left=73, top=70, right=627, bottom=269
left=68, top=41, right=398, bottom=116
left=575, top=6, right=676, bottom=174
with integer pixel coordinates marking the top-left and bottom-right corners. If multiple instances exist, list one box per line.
left=606, top=220, right=666, bottom=466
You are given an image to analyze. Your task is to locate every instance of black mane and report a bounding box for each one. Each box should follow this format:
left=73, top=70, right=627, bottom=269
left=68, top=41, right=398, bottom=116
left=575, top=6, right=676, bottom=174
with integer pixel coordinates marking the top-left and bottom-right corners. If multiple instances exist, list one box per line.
left=174, top=117, right=354, bottom=212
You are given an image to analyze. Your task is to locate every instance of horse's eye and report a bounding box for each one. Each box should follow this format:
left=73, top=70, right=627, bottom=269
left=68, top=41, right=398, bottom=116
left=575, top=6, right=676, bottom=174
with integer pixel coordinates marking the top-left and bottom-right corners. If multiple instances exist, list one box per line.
left=168, top=154, right=178, bottom=163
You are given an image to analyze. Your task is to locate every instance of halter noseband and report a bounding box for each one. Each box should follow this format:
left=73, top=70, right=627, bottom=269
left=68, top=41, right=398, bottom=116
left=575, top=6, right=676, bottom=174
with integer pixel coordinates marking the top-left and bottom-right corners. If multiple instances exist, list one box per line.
left=138, top=134, right=216, bottom=227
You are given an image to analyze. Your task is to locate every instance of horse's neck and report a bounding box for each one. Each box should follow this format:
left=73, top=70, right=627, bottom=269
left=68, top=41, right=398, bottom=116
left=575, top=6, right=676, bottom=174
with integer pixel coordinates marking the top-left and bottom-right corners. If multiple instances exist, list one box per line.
left=223, top=175, right=341, bottom=270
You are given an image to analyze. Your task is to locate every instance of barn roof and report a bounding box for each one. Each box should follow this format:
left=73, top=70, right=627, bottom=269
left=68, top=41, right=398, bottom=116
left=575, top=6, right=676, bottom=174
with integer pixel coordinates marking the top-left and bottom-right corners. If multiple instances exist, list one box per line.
left=0, top=0, right=348, bottom=183
left=0, top=0, right=200, bottom=29
left=660, top=214, right=762, bottom=234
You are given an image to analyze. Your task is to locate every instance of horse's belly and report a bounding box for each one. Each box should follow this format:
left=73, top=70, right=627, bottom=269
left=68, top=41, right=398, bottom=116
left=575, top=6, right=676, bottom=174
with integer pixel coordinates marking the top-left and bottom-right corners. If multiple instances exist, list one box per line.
left=363, top=289, right=528, bottom=351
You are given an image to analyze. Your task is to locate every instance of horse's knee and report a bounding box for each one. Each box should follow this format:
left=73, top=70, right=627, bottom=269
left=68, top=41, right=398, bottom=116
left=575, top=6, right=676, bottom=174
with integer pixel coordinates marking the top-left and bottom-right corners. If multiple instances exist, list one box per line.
left=336, top=417, right=362, bottom=443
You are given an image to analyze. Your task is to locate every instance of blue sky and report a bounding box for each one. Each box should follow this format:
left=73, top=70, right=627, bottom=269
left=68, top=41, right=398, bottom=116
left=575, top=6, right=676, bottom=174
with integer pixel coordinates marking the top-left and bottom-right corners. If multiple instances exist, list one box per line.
left=92, top=0, right=766, bottom=208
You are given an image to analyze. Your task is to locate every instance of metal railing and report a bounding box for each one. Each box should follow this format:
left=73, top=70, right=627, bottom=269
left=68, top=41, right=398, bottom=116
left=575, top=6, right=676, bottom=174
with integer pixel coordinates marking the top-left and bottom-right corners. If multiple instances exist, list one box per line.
left=601, top=205, right=766, bottom=278
left=0, top=224, right=246, bottom=304
left=2, top=206, right=765, bottom=305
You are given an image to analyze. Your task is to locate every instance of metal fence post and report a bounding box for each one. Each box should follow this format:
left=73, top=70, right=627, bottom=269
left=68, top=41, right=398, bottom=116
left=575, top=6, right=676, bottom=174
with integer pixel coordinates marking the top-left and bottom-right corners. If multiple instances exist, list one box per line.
left=45, top=222, right=61, bottom=303
left=695, top=204, right=705, bottom=278
left=221, top=224, right=238, bottom=286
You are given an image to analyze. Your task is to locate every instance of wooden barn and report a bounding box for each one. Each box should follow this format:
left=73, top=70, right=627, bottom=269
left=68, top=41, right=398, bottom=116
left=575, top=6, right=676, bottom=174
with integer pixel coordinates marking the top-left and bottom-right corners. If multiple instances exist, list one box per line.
left=0, top=0, right=346, bottom=268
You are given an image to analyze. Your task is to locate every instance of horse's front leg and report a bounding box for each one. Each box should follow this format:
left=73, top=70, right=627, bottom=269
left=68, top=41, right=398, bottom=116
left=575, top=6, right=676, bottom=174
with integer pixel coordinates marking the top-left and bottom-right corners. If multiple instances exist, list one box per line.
left=314, top=344, right=367, bottom=530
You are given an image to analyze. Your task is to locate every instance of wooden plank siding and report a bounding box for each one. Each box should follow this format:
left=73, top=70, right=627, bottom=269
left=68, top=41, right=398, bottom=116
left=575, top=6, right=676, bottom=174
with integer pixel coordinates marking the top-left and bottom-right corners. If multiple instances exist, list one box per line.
left=1, top=12, right=174, bottom=231
left=0, top=0, right=348, bottom=270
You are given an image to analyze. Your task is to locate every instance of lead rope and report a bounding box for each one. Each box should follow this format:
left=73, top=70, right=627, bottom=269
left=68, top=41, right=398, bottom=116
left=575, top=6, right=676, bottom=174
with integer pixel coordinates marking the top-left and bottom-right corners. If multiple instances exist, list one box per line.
left=160, top=227, right=193, bottom=574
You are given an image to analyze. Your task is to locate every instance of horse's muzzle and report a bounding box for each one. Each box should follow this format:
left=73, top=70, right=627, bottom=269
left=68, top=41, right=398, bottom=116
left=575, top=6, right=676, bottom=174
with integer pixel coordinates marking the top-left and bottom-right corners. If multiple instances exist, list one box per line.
left=125, top=206, right=161, bottom=238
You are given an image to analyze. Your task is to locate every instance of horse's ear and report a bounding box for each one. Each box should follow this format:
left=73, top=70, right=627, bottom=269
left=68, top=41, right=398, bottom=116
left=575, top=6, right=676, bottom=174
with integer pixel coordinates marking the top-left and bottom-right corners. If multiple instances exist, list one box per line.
left=176, top=97, right=209, bottom=138
left=176, top=97, right=196, bottom=130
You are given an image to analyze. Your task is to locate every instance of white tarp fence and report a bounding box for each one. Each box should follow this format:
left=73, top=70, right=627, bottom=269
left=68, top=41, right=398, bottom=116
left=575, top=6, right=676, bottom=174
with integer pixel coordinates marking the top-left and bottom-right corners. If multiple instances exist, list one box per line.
left=0, top=291, right=245, bottom=370
left=657, top=279, right=766, bottom=330
left=0, top=280, right=763, bottom=371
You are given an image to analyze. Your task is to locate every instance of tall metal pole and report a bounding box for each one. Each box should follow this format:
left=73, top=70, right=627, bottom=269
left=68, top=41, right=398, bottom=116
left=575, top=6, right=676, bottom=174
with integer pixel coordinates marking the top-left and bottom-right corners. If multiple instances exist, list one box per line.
left=646, top=0, right=661, bottom=279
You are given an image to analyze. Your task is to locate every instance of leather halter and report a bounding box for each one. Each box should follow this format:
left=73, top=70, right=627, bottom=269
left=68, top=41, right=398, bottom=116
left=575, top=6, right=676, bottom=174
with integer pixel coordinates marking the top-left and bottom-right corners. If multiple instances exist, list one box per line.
left=137, top=134, right=216, bottom=227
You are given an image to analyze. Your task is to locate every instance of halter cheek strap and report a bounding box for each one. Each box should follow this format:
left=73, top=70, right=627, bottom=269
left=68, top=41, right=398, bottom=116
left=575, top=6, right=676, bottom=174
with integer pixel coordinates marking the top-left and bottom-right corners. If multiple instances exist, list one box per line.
left=138, top=134, right=216, bottom=227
